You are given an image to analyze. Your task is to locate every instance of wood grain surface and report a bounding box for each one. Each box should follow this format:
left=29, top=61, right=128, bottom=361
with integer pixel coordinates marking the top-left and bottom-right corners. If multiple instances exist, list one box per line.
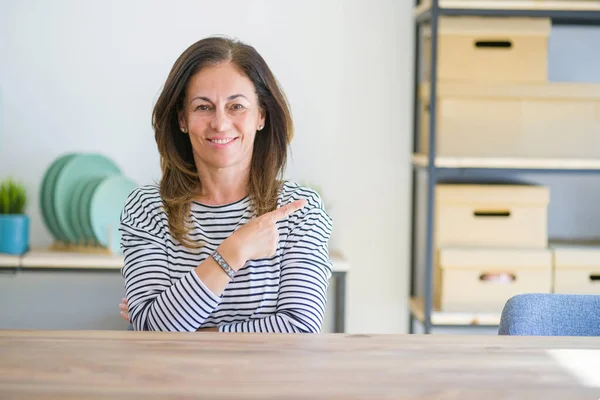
left=0, top=330, right=599, bottom=399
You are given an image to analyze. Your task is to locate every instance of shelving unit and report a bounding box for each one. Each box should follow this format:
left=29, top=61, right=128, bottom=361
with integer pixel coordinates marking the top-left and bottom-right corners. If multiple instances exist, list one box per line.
left=409, top=0, right=600, bottom=334
left=416, top=1, right=600, bottom=23
left=409, top=297, right=501, bottom=327
left=412, top=154, right=600, bottom=173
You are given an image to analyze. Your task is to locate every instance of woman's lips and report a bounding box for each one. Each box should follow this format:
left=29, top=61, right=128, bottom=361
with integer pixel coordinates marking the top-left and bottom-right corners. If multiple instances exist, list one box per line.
left=207, top=137, right=238, bottom=148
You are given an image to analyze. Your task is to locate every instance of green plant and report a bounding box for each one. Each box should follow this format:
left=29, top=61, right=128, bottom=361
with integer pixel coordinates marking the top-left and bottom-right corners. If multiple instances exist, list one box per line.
left=0, top=178, right=27, bottom=214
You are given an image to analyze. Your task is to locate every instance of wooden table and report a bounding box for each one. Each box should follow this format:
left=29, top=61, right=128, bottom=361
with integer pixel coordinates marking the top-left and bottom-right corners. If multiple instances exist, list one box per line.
left=1, top=331, right=599, bottom=399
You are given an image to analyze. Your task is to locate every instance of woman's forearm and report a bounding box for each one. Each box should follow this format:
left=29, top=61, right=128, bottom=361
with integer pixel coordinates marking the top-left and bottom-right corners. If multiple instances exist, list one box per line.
left=194, top=236, right=247, bottom=296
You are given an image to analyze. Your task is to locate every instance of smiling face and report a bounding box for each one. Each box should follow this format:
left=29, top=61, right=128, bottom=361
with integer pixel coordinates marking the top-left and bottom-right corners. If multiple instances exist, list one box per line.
left=178, top=62, right=266, bottom=173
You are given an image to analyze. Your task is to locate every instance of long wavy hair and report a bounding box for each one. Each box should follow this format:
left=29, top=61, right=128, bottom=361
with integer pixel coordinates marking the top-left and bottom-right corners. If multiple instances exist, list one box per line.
left=152, top=37, right=293, bottom=249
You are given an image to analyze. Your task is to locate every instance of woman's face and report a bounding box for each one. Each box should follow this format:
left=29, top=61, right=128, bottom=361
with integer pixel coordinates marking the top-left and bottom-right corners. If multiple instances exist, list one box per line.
left=179, top=62, right=265, bottom=173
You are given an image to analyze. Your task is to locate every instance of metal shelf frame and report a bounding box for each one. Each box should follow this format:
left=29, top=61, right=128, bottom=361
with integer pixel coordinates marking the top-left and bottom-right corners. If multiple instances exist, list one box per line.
left=416, top=8, right=600, bottom=25
left=409, top=0, right=600, bottom=334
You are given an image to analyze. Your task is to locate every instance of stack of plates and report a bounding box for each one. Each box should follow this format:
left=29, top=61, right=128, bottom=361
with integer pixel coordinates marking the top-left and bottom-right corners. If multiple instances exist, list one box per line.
left=40, top=153, right=138, bottom=254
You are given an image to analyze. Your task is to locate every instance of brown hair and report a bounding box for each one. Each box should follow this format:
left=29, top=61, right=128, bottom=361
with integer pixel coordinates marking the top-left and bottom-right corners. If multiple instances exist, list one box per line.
left=152, top=36, right=293, bottom=249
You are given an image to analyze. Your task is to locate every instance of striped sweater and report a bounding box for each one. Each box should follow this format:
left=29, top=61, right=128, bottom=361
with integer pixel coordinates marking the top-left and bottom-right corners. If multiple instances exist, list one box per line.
left=119, top=181, right=333, bottom=333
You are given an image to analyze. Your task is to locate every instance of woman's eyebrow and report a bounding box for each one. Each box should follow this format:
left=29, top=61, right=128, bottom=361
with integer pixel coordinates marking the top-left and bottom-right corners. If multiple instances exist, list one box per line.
left=190, top=96, right=212, bottom=103
left=190, top=94, right=249, bottom=103
left=227, top=94, right=248, bottom=101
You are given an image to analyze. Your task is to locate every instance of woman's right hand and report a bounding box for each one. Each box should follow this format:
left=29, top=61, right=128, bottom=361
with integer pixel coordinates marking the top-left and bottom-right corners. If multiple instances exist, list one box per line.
left=220, top=199, right=307, bottom=268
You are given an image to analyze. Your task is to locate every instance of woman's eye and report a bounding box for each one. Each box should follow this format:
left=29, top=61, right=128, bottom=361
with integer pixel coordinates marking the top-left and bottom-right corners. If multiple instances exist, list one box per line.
left=231, top=104, right=245, bottom=111
left=195, top=105, right=211, bottom=111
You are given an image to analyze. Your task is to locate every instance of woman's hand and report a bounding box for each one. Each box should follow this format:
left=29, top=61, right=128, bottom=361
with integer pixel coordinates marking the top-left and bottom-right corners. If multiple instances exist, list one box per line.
left=119, top=298, right=130, bottom=322
left=222, top=199, right=307, bottom=266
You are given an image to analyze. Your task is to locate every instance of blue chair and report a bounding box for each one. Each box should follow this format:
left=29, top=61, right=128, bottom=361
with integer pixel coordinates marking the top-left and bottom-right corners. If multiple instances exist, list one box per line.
left=498, top=293, right=600, bottom=336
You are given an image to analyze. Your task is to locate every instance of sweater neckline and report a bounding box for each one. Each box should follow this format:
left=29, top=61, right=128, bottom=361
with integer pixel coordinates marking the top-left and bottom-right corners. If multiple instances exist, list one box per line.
left=191, top=195, right=250, bottom=211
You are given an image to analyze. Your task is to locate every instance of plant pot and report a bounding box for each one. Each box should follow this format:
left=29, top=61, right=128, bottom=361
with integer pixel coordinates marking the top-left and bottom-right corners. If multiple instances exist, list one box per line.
left=0, top=214, right=29, bottom=255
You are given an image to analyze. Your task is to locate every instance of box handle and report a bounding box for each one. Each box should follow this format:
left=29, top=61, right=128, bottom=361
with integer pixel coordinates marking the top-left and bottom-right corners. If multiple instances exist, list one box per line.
left=473, top=210, right=511, bottom=218
left=480, top=272, right=516, bottom=284
left=590, top=274, right=600, bottom=282
left=474, top=40, right=513, bottom=49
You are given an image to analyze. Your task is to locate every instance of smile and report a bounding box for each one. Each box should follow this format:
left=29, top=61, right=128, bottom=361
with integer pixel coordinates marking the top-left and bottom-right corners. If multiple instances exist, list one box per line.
left=208, top=138, right=237, bottom=145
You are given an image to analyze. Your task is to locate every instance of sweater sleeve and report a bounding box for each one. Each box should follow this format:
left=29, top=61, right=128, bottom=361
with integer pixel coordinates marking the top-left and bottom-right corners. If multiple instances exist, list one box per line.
left=218, top=205, right=333, bottom=333
left=119, top=188, right=222, bottom=331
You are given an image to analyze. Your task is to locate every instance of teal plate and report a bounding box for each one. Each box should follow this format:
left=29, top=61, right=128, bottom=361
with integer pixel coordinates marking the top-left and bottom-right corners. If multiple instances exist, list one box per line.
left=39, top=155, right=65, bottom=240
left=89, top=175, right=138, bottom=254
left=78, top=177, right=105, bottom=245
left=40, top=153, right=77, bottom=242
left=69, top=179, right=91, bottom=245
left=53, top=154, right=121, bottom=244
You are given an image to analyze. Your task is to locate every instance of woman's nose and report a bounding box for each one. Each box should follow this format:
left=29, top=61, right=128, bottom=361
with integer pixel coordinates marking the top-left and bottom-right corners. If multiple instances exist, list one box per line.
left=211, top=108, right=232, bottom=132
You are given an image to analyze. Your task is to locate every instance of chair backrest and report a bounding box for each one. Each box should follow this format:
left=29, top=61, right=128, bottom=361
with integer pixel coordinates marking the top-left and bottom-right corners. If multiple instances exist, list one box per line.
left=498, top=293, right=600, bottom=336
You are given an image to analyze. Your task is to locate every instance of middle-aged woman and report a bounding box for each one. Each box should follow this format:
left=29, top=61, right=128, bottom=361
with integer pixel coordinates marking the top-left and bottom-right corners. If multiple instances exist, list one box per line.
left=117, top=36, right=333, bottom=333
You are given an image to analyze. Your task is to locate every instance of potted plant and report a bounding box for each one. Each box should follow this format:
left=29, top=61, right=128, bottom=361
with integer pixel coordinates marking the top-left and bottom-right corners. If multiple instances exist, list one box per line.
left=0, top=178, right=29, bottom=255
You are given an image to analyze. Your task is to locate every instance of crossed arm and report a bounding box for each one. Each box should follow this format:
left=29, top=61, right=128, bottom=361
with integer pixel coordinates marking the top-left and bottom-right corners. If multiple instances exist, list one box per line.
left=120, top=200, right=332, bottom=333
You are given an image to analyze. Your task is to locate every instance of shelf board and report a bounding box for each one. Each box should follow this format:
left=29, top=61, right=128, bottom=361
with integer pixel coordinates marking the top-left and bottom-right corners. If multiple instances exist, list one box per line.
left=412, top=154, right=600, bottom=172
left=415, top=0, right=600, bottom=22
left=0, top=254, right=20, bottom=268
left=1, top=248, right=350, bottom=273
left=410, top=297, right=501, bottom=326
left=20, top=250, right=124, bottom=270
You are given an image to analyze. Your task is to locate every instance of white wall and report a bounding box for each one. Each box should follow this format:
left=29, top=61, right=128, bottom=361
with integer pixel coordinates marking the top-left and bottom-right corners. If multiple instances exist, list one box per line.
left=0, top=0, right=414, bottom=333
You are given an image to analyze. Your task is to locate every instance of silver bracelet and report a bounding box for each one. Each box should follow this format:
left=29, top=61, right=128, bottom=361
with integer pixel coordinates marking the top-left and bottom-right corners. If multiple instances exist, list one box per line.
left=211, top=251, right=235, bottom=279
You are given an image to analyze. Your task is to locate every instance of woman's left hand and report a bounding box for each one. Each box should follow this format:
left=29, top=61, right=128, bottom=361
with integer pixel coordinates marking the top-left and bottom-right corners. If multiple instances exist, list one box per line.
left=119, top=298, right=130, bottom=322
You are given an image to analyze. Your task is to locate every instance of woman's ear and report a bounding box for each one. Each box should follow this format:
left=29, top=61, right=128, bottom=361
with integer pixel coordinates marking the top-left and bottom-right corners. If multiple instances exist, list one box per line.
left=258, top=109, right=266, bottom=131
left=178, top=110, right=187, bottom=133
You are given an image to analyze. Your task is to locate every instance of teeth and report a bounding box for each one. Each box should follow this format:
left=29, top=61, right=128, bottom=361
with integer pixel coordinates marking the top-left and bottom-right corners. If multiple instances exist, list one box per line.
left=210, top=138, right=234, bottom=145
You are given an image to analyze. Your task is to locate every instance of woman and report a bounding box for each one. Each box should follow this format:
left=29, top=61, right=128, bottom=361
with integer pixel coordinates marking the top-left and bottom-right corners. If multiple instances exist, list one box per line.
left=117, top=36, right=333, bottom=333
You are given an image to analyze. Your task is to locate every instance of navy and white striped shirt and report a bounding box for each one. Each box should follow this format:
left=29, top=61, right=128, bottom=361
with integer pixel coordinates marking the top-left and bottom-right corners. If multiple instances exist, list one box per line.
left=119, top=181, right=333, bottom=333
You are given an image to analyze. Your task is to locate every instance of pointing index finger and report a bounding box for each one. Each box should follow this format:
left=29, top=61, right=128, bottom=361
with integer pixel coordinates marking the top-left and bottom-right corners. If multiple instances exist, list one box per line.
left=269, top=199, right=307, bottom=222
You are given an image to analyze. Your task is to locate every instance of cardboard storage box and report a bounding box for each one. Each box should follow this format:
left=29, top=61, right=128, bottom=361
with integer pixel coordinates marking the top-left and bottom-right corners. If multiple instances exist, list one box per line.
left=436, top=184, right=549, bottom=248
left=553, top=243, right=600, bottom=294
left=423, top=16, right=550, bottom=83
left=436, top=247, right=553, bottom=312
left=419, top=82, right=600, bottom=159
